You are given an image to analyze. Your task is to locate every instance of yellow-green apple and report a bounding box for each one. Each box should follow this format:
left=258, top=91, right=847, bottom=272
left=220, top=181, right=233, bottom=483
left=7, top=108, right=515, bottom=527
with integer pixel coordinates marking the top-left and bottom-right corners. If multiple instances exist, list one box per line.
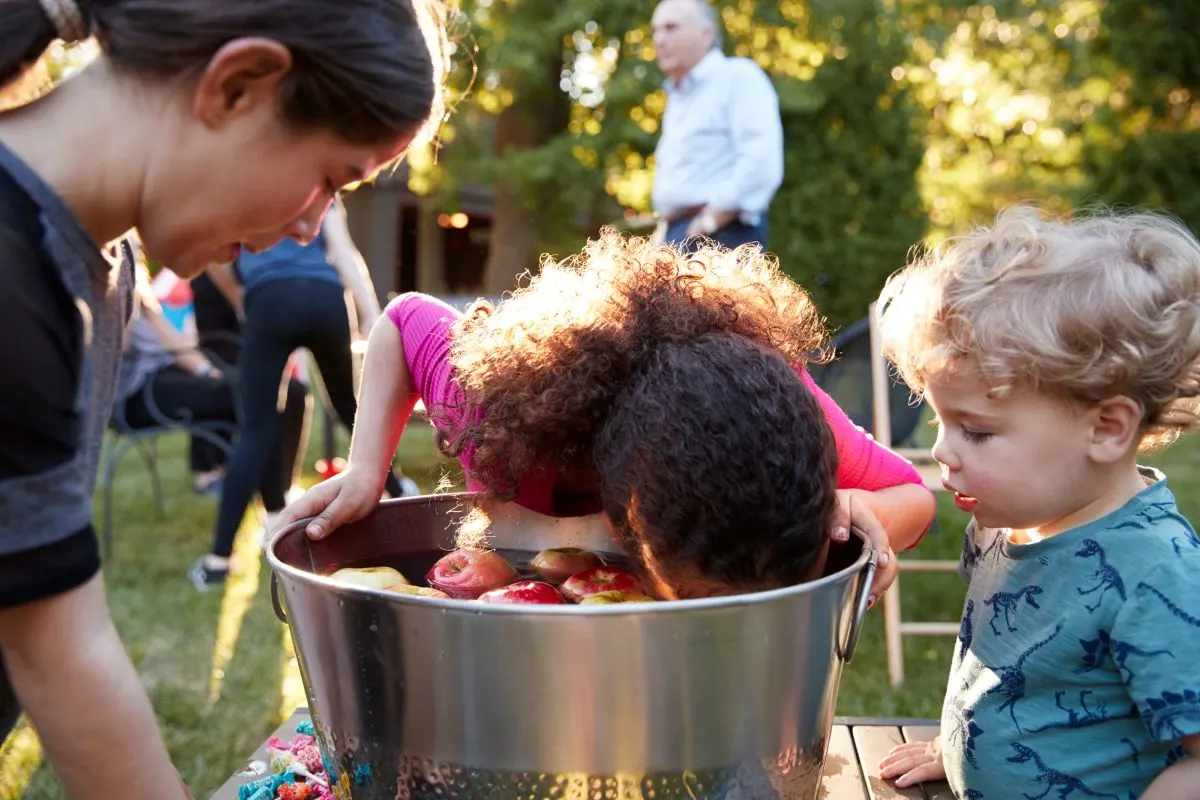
left=426, top=549, right=519, bottom=599
left=560, top=566, right=644, bottom=603
left=529, top=547, right=604, bottom=584
left=477, top=580, right=566, bottom=605
left=330, top=566, right=410, bottom=591
left=579, top=590, right=657, bottom=605
left=386, top=584, right=450, bottom=599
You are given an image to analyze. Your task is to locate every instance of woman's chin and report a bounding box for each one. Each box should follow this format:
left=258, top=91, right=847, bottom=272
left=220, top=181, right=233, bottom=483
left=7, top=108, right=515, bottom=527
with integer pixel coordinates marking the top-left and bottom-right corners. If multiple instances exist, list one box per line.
left=148, top=245, right=229, bottom=279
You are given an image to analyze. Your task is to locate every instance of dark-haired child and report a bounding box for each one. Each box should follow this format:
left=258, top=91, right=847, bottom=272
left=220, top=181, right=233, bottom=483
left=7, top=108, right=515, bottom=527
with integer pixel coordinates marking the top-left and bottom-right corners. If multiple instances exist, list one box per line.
left=280, top=233, right=937, bottom=600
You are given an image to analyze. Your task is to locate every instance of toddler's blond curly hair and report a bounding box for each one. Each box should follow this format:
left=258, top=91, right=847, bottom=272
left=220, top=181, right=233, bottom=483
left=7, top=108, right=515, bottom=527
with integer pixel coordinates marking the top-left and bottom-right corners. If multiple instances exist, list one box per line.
left=878, top=206, right=1200, bottom=450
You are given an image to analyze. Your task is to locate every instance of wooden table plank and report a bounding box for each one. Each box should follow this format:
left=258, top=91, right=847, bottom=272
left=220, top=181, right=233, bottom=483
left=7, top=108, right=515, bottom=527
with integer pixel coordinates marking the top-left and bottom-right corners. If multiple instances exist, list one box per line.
left=834, top=717, right=941, bottom=728
left=850, top=725, right=924, bottom=800
left=819, top=725, right=866, bottom=798
left=208, top=709, right=311, bottom=800
left=900, top=726, right=954, bottom=800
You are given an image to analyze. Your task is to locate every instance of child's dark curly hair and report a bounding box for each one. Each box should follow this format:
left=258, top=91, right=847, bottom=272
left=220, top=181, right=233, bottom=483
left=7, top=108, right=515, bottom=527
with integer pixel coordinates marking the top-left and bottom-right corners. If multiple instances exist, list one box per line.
left=594, top=334, right=839, bottom=596
left=442, top=229, right=831, bottom=500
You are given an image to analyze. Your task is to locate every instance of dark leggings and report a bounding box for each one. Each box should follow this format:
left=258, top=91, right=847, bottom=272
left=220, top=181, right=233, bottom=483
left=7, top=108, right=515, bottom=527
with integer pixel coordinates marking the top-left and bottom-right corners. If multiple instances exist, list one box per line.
left=209, top=277, right=402, bottom=557
left=124, top=366, right=307, bottom=503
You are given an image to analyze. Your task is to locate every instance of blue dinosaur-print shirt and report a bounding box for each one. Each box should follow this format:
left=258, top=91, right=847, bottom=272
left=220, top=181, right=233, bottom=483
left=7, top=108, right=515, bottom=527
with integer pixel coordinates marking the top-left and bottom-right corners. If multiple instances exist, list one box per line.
left=942, top=473, right=1200, bottom=799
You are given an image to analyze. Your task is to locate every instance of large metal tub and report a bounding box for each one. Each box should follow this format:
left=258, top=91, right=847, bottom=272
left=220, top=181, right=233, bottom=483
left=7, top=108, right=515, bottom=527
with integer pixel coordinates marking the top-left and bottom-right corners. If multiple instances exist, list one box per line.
left=267, top=493, right=875, bottom=800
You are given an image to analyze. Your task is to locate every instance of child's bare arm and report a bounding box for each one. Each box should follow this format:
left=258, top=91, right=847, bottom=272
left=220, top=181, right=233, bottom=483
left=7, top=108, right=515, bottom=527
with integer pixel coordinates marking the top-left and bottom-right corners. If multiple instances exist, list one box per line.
left=274, top=318, right=419, bottom=539
left=205, top=261, right=243, bottom=318
left=322, top=200, right=382, bottom=333
left=852, top=483, right=937, bottom=553
left=1139, top=735, right=1200, bottom=799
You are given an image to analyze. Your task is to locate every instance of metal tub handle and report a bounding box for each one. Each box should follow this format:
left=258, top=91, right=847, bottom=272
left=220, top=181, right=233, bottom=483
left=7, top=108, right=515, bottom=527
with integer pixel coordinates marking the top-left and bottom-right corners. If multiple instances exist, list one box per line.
left=838, top=544, right=877, bottom=663
left=271, top=569, right=288, bottom=625
left=267, top=517, right=314, bottom=626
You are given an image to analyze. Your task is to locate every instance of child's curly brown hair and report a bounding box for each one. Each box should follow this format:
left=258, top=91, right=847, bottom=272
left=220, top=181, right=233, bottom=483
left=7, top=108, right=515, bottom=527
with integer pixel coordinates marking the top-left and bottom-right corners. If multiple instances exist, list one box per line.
left=595, top=333, right=839, bottom=596
left=440, top=229, right=831, bottom=501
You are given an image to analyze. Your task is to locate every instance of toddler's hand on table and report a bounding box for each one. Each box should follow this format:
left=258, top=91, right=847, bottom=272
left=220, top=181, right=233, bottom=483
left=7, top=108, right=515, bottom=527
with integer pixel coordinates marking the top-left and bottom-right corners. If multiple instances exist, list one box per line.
left=879, top=735, right=946, bottom=788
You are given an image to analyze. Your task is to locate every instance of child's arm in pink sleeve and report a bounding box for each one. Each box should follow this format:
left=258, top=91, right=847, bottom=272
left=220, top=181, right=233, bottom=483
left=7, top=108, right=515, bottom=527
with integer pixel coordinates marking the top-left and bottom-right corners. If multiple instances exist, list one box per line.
left=798, top=369, right=925, bottom=490
left=799, top=369, right=936, bottom=550
left=384, top=292, right=469, bottom=447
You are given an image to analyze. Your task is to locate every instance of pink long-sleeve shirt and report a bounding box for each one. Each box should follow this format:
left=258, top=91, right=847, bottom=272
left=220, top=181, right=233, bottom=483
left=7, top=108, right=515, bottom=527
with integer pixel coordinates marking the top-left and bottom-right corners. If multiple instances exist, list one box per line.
left=387, top=293, right=929, bottom=539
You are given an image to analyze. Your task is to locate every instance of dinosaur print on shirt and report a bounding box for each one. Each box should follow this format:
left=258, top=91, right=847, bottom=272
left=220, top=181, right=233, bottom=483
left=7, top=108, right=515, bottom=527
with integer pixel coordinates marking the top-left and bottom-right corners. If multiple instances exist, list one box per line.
left=939, top=476, right=1200, bottom=799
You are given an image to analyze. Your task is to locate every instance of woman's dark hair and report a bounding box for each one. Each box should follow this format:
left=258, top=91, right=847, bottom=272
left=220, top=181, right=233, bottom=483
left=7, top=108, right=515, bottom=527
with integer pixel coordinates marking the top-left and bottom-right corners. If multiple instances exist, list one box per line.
left=1, top=0, right=448, bottom=145
left=594, top=333, right=839, bottom=592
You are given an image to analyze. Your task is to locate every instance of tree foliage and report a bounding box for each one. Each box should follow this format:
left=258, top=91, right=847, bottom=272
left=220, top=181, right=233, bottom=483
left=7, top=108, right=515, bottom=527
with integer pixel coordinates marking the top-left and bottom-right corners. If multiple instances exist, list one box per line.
left=422, top=0, right=1198, bottom=326
left=1081, top=0, right=1200, bottom=231
left=760, top=0, right=927, bottom=328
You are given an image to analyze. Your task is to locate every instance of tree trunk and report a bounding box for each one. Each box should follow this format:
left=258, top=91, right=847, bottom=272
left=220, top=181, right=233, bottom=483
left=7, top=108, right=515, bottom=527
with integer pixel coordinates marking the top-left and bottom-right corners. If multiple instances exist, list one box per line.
left=481, top=55, right=570, bottom=294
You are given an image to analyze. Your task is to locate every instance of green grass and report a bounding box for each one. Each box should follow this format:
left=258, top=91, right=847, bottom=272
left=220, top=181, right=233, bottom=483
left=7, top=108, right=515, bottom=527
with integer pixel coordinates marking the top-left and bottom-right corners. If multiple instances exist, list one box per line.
left=4, top=419, right=1200, bottom=798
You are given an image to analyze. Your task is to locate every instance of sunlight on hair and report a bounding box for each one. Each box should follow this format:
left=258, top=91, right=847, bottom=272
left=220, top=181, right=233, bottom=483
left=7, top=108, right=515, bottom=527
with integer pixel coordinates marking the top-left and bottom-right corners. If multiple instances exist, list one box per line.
left=0, top=722, right=44, bottom=796
left=55, top=39, right=100, bottom=76
left=206, top=517, right=266, bottom=705
left=0, top=41, right=99, bottom=112
left=453, top=504, right=493, bottom=550
left=433, top=471, right=459, bottom=496
left=0, top=59, right=50, bottom=111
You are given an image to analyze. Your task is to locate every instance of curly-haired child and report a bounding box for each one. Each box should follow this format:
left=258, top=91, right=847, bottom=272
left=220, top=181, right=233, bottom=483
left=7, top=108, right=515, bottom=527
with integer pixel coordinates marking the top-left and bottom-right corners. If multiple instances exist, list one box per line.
left=278, top=231, right=936, bottom=599
left=877, top=206, right=1200, bottom=799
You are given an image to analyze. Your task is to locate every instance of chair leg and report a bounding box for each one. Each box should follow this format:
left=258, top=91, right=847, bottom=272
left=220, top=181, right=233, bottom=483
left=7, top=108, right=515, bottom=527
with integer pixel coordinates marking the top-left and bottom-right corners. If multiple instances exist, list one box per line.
left=884, top=575, right=905, bottom=686
left=102, top=455, right=117, bottom=560
left=101, top=438, right=138, bottom=560
left=134, top=438, right=166, bottom=519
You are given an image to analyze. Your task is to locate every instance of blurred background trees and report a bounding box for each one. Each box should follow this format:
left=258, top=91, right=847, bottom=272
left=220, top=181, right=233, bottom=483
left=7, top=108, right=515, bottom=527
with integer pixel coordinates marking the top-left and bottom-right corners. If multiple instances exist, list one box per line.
left=22, top=1, right=1198, bottom=330
left=413, top=0, right=1197, bottom=328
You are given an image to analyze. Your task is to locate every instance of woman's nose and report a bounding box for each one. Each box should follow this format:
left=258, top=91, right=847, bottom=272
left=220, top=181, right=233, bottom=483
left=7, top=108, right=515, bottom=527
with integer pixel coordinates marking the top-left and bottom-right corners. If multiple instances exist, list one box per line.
left=288, top=200, right=332, bottom=244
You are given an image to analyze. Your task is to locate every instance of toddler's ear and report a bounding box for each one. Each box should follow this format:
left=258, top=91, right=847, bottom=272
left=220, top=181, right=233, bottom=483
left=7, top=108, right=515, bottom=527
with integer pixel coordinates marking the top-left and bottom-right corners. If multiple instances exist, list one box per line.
left=1087, top=395, right=1143, bottom=463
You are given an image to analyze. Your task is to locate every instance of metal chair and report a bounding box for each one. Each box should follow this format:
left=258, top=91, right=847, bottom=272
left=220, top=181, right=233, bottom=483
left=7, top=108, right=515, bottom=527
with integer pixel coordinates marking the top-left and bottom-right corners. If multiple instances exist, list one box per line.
left=808, top=314, right=926, bottom=451
left=811, top=305, right=956, bottom=686
left=99, top=348, right=240, bottom=558
left=864, top=303, right=956, bottom=687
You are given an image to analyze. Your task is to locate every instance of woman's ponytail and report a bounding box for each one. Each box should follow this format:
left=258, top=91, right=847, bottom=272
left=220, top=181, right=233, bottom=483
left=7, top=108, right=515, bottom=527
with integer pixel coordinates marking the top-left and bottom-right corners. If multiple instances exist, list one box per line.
left=0, top=0, right=89, bottom=102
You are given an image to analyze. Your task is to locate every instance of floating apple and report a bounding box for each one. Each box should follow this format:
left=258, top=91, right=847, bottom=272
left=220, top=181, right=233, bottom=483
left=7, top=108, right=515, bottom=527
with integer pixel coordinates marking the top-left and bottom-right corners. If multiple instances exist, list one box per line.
left=529, top=547, right=604, bottom=584
left=426, top=549, right=519, bottom=599
left=579, top=590, right=657, bottom=605
left=386, top=584, right=450, bottom=599
left=560, top=566, right=644, bottom=603
left=330, top=566, right=410, bottom=591
left=478, top=580, right=566, bottom=605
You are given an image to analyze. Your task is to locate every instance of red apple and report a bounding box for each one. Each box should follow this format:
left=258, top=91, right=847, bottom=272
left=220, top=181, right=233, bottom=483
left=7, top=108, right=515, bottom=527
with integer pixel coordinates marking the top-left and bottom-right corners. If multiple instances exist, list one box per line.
left=579, top=590, right=657, bottom=605
left=330, top=566, right=410, bottom=591
left=528, top=547, right=604, bottom=584
left=560, top=566, right=644, bottom=603
left=386, top=584, right=450, bottom=599
left=426, top=549, right=519, bottom=599
left=477, top=580, right=566, bottom=605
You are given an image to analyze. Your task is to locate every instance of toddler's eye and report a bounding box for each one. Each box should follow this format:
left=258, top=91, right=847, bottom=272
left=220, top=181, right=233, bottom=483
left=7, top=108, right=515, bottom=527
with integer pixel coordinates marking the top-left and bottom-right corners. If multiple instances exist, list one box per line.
left=962, top=428, right=992, bottom=443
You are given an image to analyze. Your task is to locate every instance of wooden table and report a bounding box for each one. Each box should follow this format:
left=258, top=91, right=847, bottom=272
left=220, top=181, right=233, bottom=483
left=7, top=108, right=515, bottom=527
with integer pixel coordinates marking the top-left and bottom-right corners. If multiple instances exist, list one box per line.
left=209, top=710, right=951, bottom=800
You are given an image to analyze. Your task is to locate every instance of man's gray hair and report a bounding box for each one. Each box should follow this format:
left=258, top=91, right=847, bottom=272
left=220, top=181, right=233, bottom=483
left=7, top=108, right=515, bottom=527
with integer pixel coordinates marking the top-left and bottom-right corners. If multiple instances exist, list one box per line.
left=690, top=0, right=723, bottom=50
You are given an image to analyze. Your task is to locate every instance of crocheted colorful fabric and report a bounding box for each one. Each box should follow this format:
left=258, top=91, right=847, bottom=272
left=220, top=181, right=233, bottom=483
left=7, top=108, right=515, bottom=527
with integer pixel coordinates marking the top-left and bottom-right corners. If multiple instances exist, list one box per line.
left=237, top=720, right=334, bottom=800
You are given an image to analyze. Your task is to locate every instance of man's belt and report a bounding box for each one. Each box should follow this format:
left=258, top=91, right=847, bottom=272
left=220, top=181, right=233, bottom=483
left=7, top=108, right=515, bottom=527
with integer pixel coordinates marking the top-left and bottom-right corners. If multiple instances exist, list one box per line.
left=661, top=204, right=706, bottom=225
